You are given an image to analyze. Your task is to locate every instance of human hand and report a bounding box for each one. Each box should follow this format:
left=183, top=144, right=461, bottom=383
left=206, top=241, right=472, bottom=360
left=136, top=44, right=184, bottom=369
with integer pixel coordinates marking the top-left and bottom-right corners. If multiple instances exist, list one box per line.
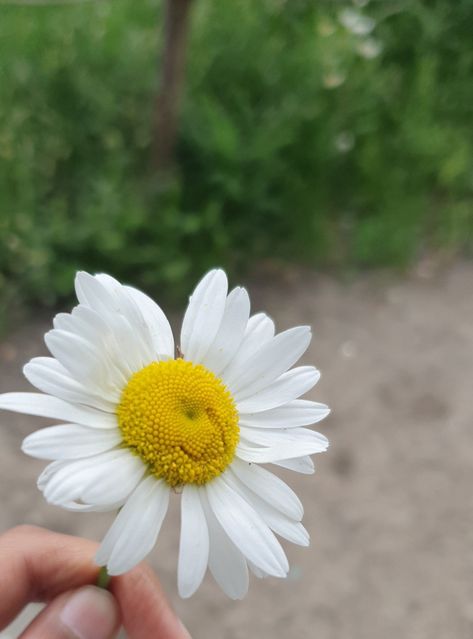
left=0, top=526, right=191, bottom=639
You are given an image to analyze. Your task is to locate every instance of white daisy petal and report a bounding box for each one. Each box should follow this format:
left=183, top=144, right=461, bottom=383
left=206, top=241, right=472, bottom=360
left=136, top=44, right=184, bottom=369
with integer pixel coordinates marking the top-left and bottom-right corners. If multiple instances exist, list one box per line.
left=97, top=311, right=152, bottom=375
left=96, top=276, right=158, bottom=363
left=0, top=393, right=117, bottom=428
left=207, top=475, right=289, bottom=578
left=36, top=455, right=126, bottom=513
left=245, top=312, right=275, bottom=339
left=239, top=426, right=329, bottom=452
left=96, top=274, right=156, bottom=348
left=64, top=303, right=150, bottom=380
left=124, top=285, right=174, bottom=359
left=224, top=326, right=312, bottom=396
left=247, top=500, right=310, bottom=547
left=59, top=501, right=125, bottom=513
left=76, top=272, right=140, bottom=321
left=200, top=492, right=249, bottom=599
left=248, top=562, right=268, bottom=579
left=178, top=486, right=209, bottom=598
left=230, top=458, right=303, bottom=520
left=53, top=307, right=131, bottom=386
left=236, top=437, right=324, bottom=463
left=22, top=424, right=121, bottom=460
left=235, top=366, right=320, bottom=411
left=45, top=329, right=126, bottom=392
left=75, top=273, right=156, bottom=369
left=201, top=287, right=250, bottom=375
left=265, top=512, right=309, bottom=547
left=239, top=399, right=330, bottom=428
left=53, top=312, right=78, bottom=338
left=181, top=269, right=228, bottom=362
left=41, top=449, right=145, bottom=507
left=272, top=455, right=316, bottom=474
left=226, top=471, right=309, bottom=546
left=96, top=273, right=142, bottom=318
left=75, top=271, right=117, bottom=316
left=39, top=464, right=126, bottom=511
left=37, top=459, right=66, bottom=491
left=53, top=309, right=101, bottom=345
left=81, top=455, right=146, bottom=506
left=220, top=312, right=275, bottom=383
left=70, top=304, right=152, bottom=378
left=94, top=273, right=124, bottom=296
left=96, top=476, right=170, bottom=575
left=23, top=358, right=119, bottom=411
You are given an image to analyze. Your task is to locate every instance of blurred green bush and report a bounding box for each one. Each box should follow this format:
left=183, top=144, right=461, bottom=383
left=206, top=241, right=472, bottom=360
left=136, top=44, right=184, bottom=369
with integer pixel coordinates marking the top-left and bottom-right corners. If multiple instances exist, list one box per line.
left=0, top=0, right=472, bottom=322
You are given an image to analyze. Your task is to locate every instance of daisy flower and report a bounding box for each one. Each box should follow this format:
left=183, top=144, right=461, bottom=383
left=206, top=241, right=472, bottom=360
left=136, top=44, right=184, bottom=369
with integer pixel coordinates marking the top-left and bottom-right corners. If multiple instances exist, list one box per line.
left=0, top=269, right=329, bottom=599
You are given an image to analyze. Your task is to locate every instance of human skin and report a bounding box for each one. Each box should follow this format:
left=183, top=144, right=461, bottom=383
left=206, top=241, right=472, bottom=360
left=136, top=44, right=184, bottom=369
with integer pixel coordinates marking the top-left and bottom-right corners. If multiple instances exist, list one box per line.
left=0, top=525, right=190, bottom=639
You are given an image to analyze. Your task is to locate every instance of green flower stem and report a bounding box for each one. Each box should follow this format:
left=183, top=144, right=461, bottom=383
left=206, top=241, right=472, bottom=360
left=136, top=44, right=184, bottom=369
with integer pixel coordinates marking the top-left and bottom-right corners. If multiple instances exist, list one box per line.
left=96, top=566, right=111, bottom=590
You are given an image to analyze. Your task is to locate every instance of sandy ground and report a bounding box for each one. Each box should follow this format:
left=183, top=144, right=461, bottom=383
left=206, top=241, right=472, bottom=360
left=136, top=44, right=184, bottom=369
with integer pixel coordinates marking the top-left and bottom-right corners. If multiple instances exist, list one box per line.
left=1, top=261, right=472, bottom=639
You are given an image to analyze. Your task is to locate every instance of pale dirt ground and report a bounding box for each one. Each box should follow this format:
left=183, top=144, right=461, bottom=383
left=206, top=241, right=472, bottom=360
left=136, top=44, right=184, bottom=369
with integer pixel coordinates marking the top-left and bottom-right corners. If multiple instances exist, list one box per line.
left=1, top=261, right=473, bottom=639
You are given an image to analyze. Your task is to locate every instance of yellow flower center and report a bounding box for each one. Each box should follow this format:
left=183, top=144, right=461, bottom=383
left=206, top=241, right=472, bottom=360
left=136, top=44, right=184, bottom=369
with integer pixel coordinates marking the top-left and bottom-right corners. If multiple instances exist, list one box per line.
left=116, top=359, right=239, bottom=487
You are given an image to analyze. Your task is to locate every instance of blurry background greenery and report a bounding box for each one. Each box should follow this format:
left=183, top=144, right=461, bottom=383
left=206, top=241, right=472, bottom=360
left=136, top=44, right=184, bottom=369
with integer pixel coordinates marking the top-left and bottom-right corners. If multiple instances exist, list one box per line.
left=0, top=0, right=472, bottom=325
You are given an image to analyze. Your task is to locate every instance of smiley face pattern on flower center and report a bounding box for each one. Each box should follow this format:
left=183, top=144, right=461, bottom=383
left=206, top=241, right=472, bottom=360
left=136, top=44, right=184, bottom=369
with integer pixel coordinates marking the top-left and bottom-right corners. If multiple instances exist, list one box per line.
left=117, top=359, right=239, bottom=487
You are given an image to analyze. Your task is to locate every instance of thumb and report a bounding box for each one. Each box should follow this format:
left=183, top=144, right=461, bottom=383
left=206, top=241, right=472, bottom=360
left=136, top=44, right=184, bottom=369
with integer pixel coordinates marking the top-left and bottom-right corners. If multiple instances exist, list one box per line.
left=19, top=586, right=120, bottom=639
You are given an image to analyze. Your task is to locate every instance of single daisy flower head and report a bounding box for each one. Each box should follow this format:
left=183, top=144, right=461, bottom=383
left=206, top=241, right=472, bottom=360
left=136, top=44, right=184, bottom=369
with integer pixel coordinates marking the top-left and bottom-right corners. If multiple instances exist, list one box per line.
left=0, top=269, right=330, bottom=599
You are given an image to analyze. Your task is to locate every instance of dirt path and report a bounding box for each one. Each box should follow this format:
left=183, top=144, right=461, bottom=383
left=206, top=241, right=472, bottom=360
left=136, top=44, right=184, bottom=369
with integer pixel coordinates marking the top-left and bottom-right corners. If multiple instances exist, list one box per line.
left=1, top=262, right=472, bottom=639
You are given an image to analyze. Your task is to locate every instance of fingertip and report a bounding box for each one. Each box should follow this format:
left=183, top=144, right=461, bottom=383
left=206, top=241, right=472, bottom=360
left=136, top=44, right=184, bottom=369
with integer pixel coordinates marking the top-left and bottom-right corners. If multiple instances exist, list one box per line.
left=19, top=586, right=120, bottom=639
left=60, top=586, right=120, bottom=639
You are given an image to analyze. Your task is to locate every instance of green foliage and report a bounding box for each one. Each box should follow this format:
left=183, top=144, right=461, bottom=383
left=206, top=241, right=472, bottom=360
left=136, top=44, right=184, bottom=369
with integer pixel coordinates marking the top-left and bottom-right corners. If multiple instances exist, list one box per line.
left=0, top=0, right=472, bottom=321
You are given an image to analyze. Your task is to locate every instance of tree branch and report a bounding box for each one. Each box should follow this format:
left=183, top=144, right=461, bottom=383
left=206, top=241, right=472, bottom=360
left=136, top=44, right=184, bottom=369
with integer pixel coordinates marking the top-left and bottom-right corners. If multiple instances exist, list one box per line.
left=152, top=0, right=194, bottom=173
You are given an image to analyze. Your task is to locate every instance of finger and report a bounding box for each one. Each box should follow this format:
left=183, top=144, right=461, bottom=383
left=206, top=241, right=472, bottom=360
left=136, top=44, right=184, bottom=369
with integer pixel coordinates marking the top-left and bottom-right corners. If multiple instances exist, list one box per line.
left=19, top=586, right=120, bottom=639
left=0, top=526, right=191, bottom=638
left=0, top=526, right=99, bottom=629
left=111, top=565, right=191, bottom=639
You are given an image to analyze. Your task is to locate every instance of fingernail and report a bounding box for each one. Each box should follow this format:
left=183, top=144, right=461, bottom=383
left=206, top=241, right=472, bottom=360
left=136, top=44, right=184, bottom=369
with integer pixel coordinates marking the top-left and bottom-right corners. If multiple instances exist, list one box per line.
left=61, top=586, right=119, bottom=639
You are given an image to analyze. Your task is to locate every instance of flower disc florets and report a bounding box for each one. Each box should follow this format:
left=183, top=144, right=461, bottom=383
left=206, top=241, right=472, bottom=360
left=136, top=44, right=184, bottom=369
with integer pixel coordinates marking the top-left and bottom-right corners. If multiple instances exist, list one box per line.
left=117, top=359, right=239, bottom=487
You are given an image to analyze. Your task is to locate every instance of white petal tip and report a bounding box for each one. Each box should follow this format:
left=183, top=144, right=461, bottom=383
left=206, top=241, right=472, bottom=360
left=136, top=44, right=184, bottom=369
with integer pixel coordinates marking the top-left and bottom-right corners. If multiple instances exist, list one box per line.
left=95, top=555, right=127, bottom=577
left=22, top=362, right=32, bottom=377
left=297, top=325, right=312, bottom=337
left=297, top=533, right=310, bottom=547
left=20, top=439, right=31, bottom=455
left=75, top=270, right=91, bottom=282
left=229, top=592, right=247, bottom=601
left=0, top=393, right=30, bottom=412
left=105, top=566, right=123, bottom=577
left=309, top=406, right=331, bottom=425
left=95, top=558, right=122, bottom=577
left=199, top=268, right=227, bottom=284
left=43, top=330, right=55, bottom=347
left=275, top=569, right=289, bottom=579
